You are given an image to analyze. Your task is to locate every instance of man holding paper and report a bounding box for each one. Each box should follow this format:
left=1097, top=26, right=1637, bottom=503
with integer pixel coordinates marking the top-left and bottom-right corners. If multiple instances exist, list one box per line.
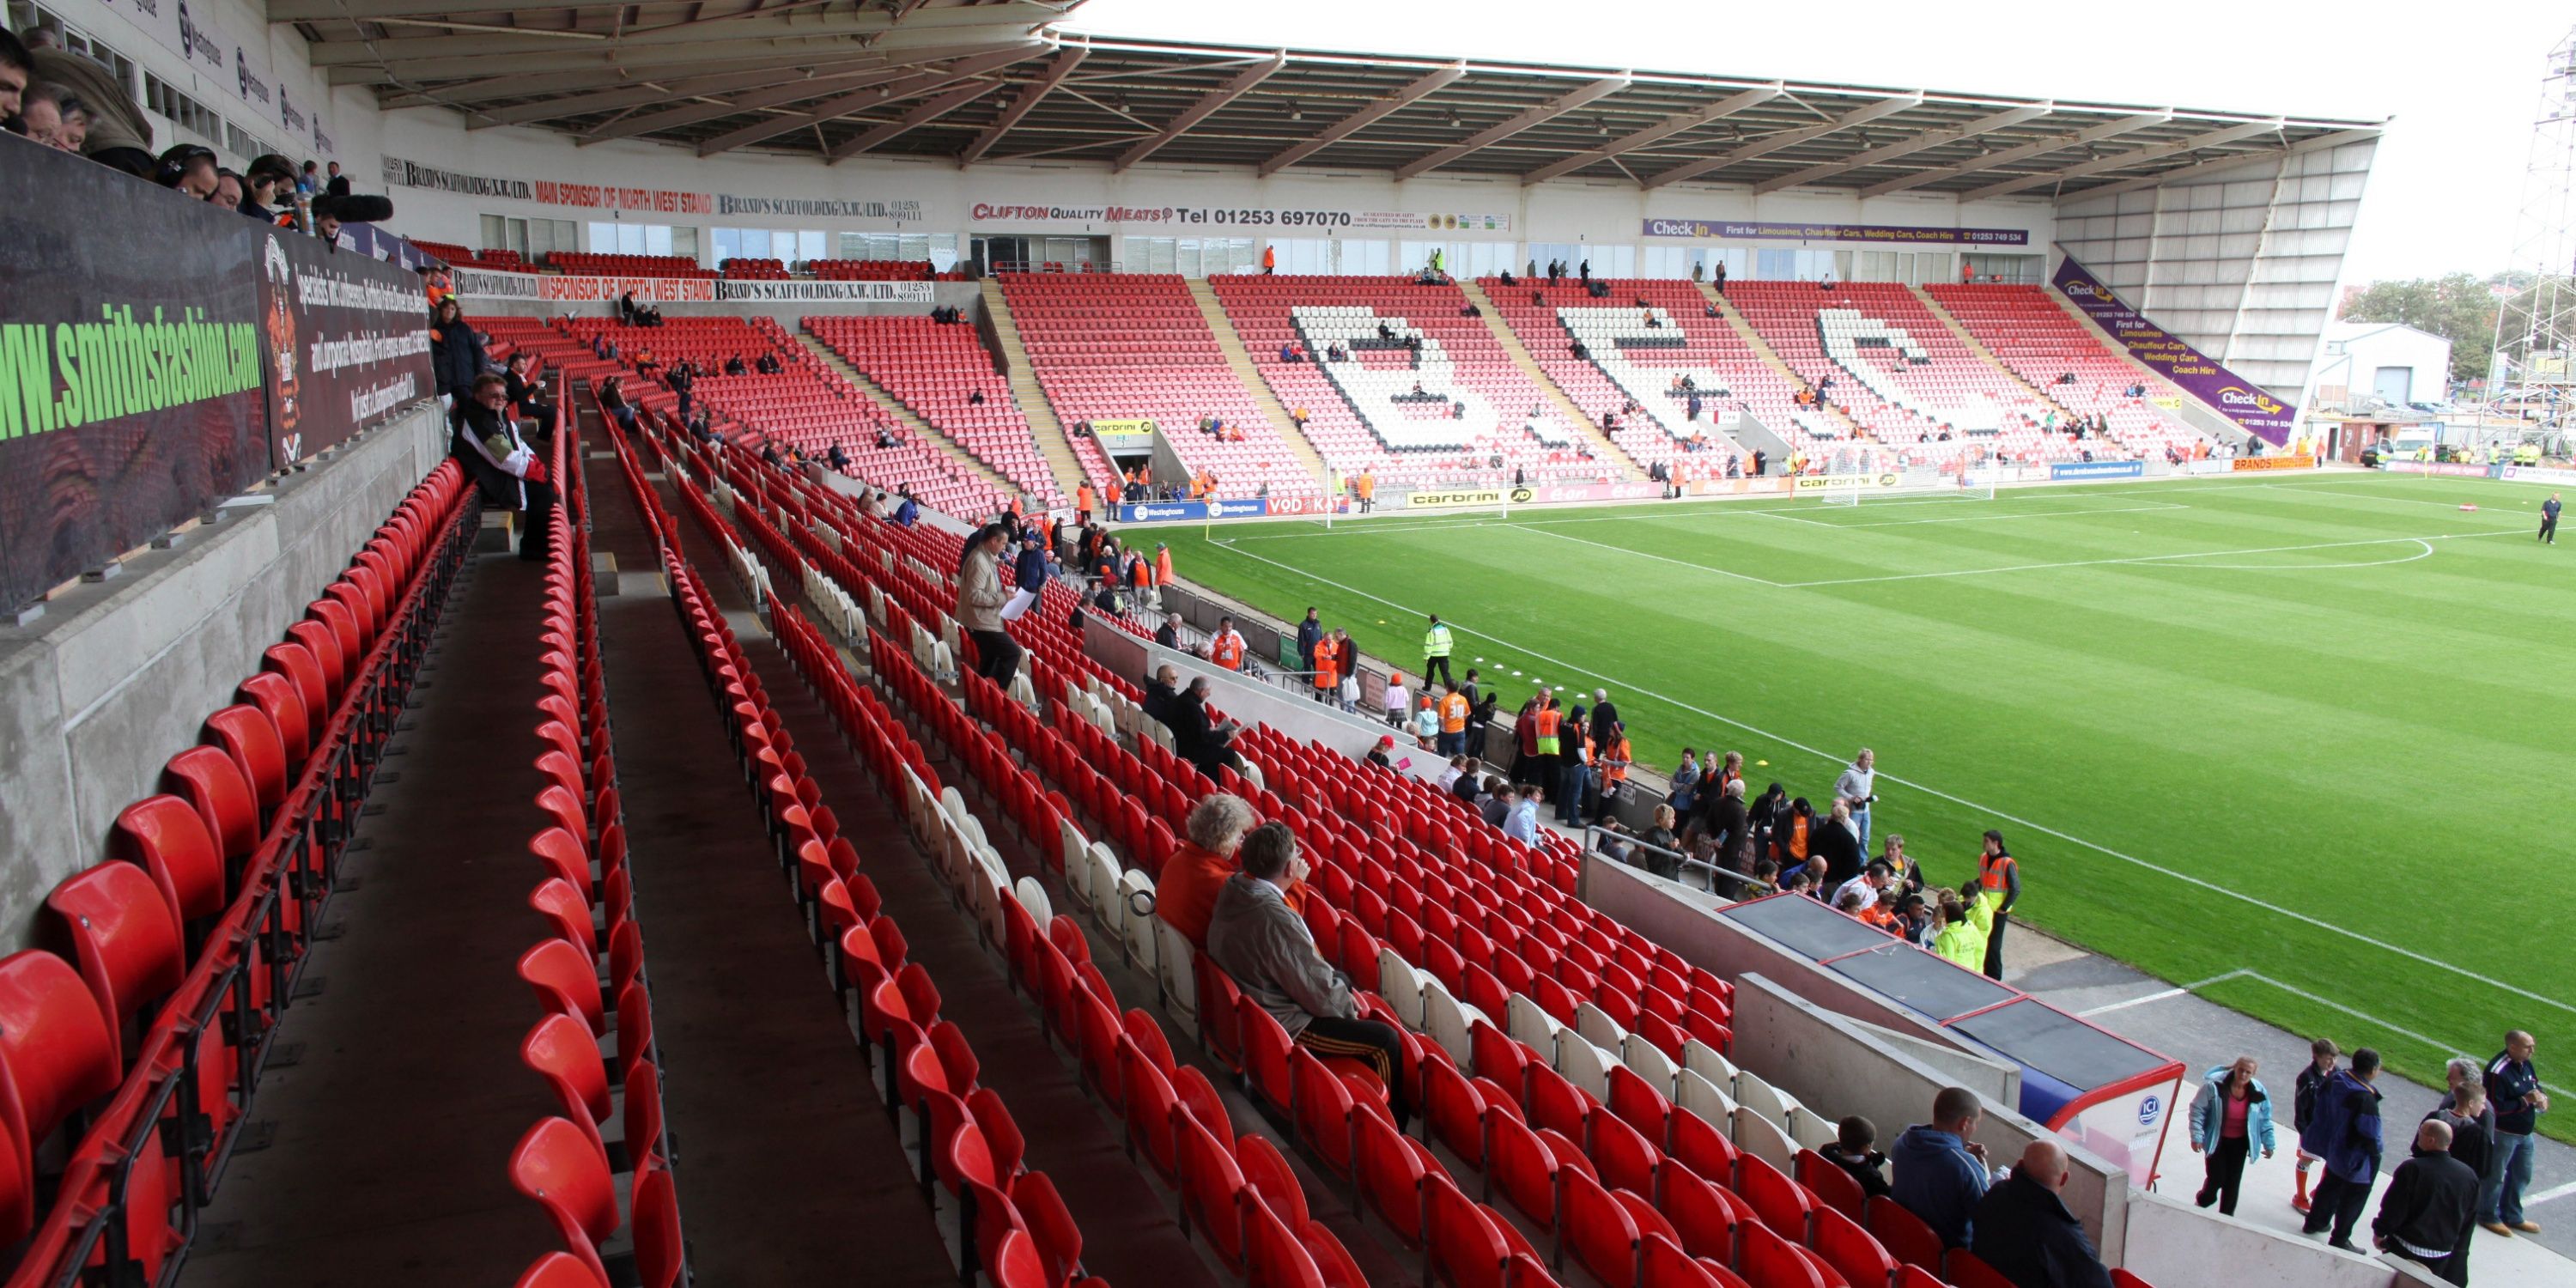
left=1003, top=531, right=1051, bottom=622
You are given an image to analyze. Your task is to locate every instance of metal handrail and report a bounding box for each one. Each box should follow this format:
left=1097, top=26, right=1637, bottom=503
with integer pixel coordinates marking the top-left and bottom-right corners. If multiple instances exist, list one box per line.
left=1580, top=824, right=1771, bottom=901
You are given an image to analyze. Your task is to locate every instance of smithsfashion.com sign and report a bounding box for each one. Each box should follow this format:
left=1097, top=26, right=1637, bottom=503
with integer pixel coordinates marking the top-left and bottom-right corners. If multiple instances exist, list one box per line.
left=0, top=137, right=272, bottom=611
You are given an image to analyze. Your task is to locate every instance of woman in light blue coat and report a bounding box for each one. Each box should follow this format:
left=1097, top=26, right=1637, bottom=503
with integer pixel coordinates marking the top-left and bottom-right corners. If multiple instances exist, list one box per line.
left=2187, top=1054, right=2275, bottom=1215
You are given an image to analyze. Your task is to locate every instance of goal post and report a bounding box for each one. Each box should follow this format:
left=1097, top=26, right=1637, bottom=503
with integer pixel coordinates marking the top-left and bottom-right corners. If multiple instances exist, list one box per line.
left=1817, top=446, right=1865, bottom=507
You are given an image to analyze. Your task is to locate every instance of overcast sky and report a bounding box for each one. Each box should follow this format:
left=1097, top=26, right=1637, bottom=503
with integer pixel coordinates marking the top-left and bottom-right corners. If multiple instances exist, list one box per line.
left=1067, top=0, right=2570, bottom=288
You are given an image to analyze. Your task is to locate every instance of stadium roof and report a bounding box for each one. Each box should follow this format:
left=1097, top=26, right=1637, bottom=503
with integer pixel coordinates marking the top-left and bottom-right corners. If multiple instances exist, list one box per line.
left=310, top=1, right=2380, bottom=197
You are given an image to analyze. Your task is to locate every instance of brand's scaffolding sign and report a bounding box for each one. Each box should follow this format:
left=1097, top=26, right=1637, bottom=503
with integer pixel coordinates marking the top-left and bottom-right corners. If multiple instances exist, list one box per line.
left=713, top=280, right=934, bottom=303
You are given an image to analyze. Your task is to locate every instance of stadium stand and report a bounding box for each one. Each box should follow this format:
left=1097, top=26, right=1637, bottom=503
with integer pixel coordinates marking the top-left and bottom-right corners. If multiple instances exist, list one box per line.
left=0, top=6, right=2456, bottom=1285
left=544, top=252, right=720, bottom=281
left=408, top=238, right=528, bottom=272
left=1476, top=278, right=1831, bottom=477
left=474, top=315, right=1024, bottom=519
left=1726, top=282, right=2097, bottom=466
left=811, top=259, right=950, bottom=281
left=998, top=274, right=1321, bottom=502
left=802, top=315, right=1068, bottom=507
left=0, top=429, right=478, bottom=1285
left=1207, top=275, right=1607, bottom=489
left=628, top=407, right=2066, bottom=1288
left=716, top=430, right=2040, bottom=1288
left=1923, top=284, right=2208, bottom=461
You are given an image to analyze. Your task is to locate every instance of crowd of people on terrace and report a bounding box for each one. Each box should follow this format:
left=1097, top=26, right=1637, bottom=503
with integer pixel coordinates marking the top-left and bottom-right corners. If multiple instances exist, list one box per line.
left=3, top=27, right=376, bottom=236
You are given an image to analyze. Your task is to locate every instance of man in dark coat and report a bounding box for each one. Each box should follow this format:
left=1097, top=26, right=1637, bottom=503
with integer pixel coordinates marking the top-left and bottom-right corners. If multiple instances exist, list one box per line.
left=451, top=374, right=552, bottom=561
left=2300, top=1048, right=2386, bottom=1251
left=1294, top=607, right=1324, bottom=677
left=1170, top=676, right=1239, bottom=778
left=428, top=298, right=488, bottom=427
left=1968, top=1140, right=2113, bottom=1288
left=2373, top=1120, right=2480, bottom=1283
left=1142, top=665, right=1182, bottom=731
left=1705, top=778, right=1751, bottom=874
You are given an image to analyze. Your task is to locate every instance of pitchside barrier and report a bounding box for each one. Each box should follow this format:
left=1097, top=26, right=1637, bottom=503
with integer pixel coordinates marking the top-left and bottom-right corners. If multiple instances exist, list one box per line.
left=1113, top=457, right=2252, bottom=526
left=1582, top=825, right=1771, bottom=901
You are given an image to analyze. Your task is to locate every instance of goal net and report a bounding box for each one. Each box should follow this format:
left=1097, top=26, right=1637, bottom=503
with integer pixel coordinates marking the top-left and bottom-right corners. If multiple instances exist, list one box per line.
left=1817, top=447, right=1868, bottom=507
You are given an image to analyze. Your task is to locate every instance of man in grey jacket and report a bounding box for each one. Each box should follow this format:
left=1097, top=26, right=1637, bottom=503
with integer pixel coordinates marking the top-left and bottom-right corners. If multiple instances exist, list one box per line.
left=956, top=524, right=1023, bottom=684
left=1206, top=823, right=1409, bottom=1128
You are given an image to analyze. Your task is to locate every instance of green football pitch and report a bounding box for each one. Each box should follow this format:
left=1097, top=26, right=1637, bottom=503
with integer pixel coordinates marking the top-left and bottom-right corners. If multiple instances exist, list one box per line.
left=1157, top=471, right=2572, bottom=1130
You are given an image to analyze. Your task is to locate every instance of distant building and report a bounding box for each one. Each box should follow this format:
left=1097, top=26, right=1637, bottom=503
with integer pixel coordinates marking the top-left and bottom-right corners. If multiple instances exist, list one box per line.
left=2311, top=321, right=2451, bottom=410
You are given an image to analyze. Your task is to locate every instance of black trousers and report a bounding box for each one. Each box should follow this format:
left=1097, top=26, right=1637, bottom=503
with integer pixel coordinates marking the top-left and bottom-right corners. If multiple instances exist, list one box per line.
left=2442, top=1222, right=2474, bottom=1286
left=1423, top=655, right=1455, bottom=686
left=1296, top=1016, right=1409, bottom=1130
left=2303, top=1171, right=2371, bottom=1246
left=2542, top=513, right=2557, bottom=544
left=2196, top=1135, right=2250, bottom=1214
left=1983, top=913, right=2011, bottom=980
left=518, top=480, right=557, bottom=561
left=968, top=629, right=1024, bottom=686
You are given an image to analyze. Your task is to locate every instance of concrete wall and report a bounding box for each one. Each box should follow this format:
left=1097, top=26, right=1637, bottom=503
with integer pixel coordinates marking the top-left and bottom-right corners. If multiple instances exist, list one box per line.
left=0, top=401, right=449, bottom=945
left=1584, top=854, right=1958, bottom=1045
left=2123, top=1186, right=2413, bottom=1288
left=1728, top=976, right=2141, bottom=1261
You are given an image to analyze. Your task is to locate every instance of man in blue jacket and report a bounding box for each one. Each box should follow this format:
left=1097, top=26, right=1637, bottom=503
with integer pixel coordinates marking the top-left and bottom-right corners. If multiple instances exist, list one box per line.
left=2300, top=1047, right=2385, bottom=1251
left=1892, top=1086, right=2001, bottom=1248
left=2481, top=1030, right=2548, bottom=1236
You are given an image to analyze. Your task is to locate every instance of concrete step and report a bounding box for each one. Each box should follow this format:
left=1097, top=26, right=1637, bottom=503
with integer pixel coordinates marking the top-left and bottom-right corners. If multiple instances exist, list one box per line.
left=977, top=280, right=1095, bottom=495
left=794, top=332, right=1024, bottom=500
left=1455, top=278, right=1643, bottom=481
left=1182, top=278, right=1330, bottom=480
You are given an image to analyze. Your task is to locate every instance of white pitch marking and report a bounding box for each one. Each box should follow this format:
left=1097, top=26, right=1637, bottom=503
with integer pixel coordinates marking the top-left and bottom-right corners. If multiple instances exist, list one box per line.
left=1777, top=530, right=2518, bottom=588
left=1204, top=536, right=2576, bottom=1020
left=1504, top=523, right=1790, bottom=587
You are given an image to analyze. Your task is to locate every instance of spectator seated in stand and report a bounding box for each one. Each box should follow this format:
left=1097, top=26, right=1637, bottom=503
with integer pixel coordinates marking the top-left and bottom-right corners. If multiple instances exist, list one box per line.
left=1205, top=823, right=1410, bottom=1129
left=1154, top=793, right=1307, bottom=950
left=599, top=375, right=638, bottom=431
left=1824, top=1115, right=1893, bottom=1200
left=1969, top=1140, right=2116, bottom=1288
left=1892, top=1084, right=2001, bottom=1249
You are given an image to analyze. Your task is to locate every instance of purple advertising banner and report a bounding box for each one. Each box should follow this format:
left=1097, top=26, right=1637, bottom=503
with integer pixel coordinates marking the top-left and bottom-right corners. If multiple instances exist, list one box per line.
left=2052, top=254, right=2293, bottom=444
left=1643, top=218, right=2029, bottom=246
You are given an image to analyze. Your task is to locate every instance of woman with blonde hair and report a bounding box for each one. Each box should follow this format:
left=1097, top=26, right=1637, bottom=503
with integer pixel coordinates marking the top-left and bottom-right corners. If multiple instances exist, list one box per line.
left=1151, top=793, right=1305, bottom=950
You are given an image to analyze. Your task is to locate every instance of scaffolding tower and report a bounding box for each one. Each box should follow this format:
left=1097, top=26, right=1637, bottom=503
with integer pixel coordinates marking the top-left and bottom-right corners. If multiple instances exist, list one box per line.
left=2491, top=26, right=2576, bottom=446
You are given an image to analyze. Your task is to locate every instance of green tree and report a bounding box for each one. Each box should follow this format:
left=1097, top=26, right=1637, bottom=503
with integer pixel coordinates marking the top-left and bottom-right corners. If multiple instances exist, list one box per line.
left=2337, top=272, right=2496, bottom=388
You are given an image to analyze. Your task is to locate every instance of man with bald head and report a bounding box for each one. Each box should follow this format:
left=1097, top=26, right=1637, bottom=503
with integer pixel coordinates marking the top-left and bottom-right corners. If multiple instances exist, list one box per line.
left=1968, top=1139, right=2114, bottom=1288
left=2373, top=1119, right=2480, bottom=1281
